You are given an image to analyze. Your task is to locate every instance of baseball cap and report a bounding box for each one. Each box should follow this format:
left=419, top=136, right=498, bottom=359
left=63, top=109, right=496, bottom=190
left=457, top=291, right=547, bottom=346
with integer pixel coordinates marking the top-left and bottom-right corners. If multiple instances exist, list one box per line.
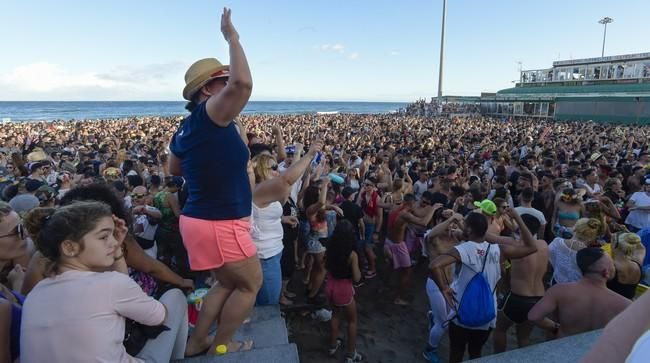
left=473, top=199, right=497, bottom=216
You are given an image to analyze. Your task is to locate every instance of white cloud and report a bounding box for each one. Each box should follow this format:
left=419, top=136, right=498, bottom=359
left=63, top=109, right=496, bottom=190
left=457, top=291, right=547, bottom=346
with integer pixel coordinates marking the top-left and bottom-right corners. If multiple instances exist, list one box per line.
left=348, top=52, right=359, bottom=60
left=316, top=43, right=345, bottom=54
left=390, top=51, right=400, bottom=56
left=0, top=62, right=184, bottom=100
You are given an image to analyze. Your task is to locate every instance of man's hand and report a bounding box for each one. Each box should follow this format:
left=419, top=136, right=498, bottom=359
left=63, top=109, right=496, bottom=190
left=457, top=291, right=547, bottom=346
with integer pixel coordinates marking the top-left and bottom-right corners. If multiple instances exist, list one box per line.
left=442, top=286, right=457, bottom=310
left=179, top=278, right=195, bottom=292
left=221, top=8, right=239, bottom=43
left=307, top=140, right=323, bottom=156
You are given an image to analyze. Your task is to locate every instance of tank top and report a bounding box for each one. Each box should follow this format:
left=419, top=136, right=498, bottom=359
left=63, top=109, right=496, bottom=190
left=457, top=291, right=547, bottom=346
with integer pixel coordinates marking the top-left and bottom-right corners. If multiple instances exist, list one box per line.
left=251, top=202, right=284, bottom=259
left=169, top=102, right=251, bottom=220
left=607, top=260, right=642, bottom=299
left=153, top=191, right=178, bottom=231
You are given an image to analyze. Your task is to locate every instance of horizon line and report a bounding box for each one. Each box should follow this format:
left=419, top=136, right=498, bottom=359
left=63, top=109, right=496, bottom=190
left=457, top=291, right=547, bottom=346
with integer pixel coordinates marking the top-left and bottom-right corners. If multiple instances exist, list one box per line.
left=0, top=99, right=411, bottom=103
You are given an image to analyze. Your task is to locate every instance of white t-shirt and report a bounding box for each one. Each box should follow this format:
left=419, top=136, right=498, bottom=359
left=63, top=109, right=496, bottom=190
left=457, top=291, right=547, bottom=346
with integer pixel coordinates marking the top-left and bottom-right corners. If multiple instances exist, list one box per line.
left=414, top=180, right=429, bottom=200
left=134, top=209, right=160, bottom=241
left=451, top=241, right=501, bottom=330
left=251, top=201, right=284, bottom=259
left=21, top=270, right=165, bottom=363
left=515, top=206, right=547, bottom=225
left=625, top=192, right=650, bottom=229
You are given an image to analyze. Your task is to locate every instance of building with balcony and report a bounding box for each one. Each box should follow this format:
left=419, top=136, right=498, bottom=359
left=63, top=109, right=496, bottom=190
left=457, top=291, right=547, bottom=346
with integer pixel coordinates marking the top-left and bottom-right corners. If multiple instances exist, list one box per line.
left=480, top=52, right=650, bottom=123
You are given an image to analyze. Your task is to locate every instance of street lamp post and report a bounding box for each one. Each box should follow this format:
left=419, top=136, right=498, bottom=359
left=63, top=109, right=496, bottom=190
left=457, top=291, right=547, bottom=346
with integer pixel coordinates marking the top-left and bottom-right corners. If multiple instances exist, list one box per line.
left=437, top=0, right=447, bottom=112
left=598, top=17, right=613, bottom=57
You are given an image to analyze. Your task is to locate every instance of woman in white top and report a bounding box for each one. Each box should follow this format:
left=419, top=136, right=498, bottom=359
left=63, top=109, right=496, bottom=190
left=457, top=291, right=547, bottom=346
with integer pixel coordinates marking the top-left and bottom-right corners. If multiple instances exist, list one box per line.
left=625, top=178, right=650, bottom=232
left=549, top=218, right=602, bottom=284
left=21, top=201, right=188, bottom=363
left=249, top=141, right=322, bottom=305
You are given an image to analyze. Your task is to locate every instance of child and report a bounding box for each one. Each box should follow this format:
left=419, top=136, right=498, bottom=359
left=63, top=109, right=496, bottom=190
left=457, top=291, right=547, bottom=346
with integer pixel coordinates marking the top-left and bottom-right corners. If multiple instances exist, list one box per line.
left=21, top=201, right=188, bottom=363
left=325, top=220, right=363, bottom=363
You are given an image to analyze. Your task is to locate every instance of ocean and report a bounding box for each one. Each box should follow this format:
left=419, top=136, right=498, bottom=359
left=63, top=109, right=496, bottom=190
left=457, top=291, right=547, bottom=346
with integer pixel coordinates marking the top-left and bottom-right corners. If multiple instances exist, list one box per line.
left=0, top=101, right=406, bottom=122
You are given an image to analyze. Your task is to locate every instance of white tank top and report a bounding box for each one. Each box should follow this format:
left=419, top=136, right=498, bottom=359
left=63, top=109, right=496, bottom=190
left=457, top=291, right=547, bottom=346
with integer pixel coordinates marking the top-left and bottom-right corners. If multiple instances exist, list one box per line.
left=251, top=201, right=284, bottom=259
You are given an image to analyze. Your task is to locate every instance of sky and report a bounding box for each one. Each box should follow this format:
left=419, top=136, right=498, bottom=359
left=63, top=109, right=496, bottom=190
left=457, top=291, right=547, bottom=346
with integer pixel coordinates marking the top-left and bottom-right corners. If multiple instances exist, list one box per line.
left=0, top=0, right=648, bottom=102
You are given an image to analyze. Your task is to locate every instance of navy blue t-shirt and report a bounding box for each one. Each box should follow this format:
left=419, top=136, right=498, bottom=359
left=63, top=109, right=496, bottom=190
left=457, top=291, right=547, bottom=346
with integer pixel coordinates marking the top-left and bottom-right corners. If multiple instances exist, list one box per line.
left=169, top=102, right=251, bottom=220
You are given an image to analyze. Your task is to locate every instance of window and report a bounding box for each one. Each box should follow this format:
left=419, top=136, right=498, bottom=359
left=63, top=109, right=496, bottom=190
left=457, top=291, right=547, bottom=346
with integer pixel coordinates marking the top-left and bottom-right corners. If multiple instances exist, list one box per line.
left=623, top=64, right=636, bottom=78
left=593, top=66, right=601, bottom=79
left=641, top=62, right=650, bottom=78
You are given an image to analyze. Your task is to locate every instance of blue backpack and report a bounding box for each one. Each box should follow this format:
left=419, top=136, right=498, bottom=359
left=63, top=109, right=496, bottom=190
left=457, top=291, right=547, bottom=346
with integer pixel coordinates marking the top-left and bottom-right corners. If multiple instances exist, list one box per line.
left=455, top=244, right=496, bottom=327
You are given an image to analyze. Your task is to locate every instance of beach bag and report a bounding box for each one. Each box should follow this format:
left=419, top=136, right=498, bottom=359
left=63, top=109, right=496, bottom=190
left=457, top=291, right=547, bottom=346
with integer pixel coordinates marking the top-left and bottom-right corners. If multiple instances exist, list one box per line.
left=456, top=244, right=496, bottom=327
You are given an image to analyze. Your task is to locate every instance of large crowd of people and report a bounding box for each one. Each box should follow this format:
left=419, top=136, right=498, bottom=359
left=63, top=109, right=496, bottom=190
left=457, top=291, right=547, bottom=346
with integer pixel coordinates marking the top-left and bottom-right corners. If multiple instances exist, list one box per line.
left=1, top=8, right=650, bottom=363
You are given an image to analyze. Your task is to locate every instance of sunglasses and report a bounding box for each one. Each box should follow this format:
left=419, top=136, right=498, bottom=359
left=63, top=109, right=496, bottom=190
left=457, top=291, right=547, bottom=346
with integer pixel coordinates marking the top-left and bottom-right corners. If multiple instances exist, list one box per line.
left=0, top=223, right=24, bottom=240
left=131, top=193, right=147, bottom=199
left=269, top=164, right=278, bottom=171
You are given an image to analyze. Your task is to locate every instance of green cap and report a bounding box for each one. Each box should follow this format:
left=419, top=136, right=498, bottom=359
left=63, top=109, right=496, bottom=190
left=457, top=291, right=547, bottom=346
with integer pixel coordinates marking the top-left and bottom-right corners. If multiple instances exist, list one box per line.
left=473, top=199, right=497, bottom=216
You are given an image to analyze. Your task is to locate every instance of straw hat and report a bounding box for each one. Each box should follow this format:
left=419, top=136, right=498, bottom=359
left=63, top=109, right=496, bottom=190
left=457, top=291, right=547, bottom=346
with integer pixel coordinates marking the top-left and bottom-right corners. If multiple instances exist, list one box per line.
left=182, top=58, right=230, bottom=101
left=26, top=148, right=47, bottom=162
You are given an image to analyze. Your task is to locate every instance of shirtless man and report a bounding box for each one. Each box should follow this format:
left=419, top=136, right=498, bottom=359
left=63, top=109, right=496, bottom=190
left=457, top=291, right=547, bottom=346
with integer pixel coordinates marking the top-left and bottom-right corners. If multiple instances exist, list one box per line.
left=385, top=193, right=438, bottom=305
left=489, top=214, right=549, bottom=352
left=528, top=247, right=631, bottom=338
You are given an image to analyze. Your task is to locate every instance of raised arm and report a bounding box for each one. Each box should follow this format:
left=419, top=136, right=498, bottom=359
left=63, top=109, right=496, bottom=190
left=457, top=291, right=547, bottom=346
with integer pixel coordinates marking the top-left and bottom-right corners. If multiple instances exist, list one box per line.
left=499, top=208, right=537, bottom=261
left=273, top=126, right=287, bottom=162
left=427, top=213, right=463, bottom=240
left=402, top=204, right=439, bottom=227
left=254, top=141, right=322, bottom=207
left=306, top=177, right=330, bottom=218
left=205, top=8, right=253, bottom=126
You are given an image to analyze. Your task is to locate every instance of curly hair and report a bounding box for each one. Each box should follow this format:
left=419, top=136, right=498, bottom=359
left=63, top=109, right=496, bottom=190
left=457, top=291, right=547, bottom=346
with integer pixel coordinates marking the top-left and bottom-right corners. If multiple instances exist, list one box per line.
left=59, top=183, right=131, bottom=226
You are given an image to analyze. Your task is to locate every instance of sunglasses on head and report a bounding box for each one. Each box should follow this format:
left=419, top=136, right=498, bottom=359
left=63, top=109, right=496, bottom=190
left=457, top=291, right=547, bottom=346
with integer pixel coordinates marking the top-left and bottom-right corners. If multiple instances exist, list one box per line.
left=0, top=223, right=24, bottom=240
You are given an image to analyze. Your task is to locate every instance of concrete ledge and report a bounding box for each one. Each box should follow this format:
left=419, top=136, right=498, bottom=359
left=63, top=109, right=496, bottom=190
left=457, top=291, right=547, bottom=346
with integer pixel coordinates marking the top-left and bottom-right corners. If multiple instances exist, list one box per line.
left=468, top=330, right=602, bottom=363
left=174, top=343, right=299, bottom=363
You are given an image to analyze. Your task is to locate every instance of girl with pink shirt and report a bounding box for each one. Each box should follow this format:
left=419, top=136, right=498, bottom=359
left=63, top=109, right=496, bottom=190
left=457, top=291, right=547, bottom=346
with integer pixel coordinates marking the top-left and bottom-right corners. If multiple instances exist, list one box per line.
left=20, top=201, right=188, bottom=363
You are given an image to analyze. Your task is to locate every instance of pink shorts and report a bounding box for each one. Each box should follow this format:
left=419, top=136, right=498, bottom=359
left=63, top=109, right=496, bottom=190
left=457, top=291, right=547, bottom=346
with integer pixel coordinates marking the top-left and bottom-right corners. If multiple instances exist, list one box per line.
left=179, top=216, right=257, bottom=271
left=384, top=238, right=411, bottom=269
left=325, top=275, right=355, bottom=306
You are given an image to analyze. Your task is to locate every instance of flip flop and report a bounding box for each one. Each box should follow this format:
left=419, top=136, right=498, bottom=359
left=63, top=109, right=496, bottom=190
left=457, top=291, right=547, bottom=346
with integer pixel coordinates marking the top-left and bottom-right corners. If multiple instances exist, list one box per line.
left=328, top=338, right=343, bottom=356
left=225, top=340, right=254, bottom=353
